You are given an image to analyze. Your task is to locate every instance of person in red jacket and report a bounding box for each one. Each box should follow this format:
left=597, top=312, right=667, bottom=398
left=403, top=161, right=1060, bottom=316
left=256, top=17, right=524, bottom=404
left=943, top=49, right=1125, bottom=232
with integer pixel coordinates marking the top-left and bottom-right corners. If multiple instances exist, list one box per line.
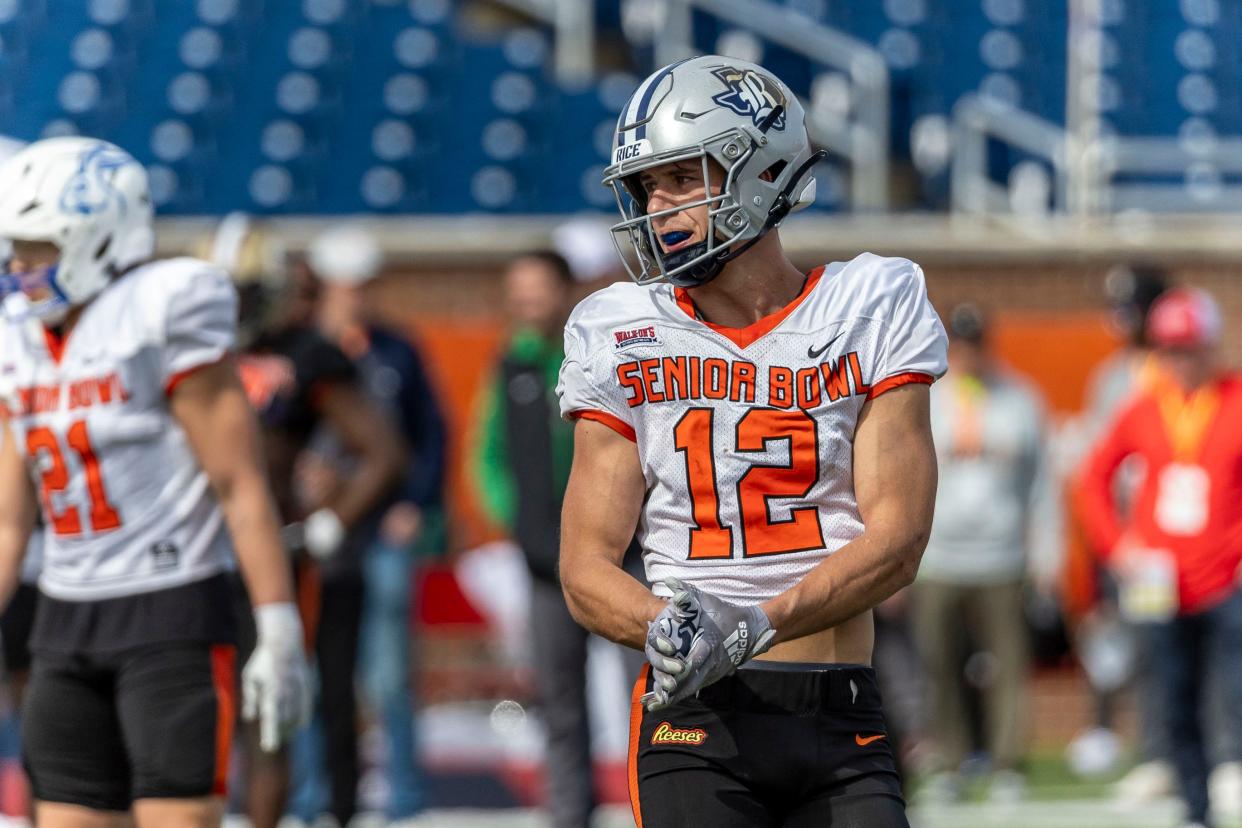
left=1077, top=287, right=1242, bottom=828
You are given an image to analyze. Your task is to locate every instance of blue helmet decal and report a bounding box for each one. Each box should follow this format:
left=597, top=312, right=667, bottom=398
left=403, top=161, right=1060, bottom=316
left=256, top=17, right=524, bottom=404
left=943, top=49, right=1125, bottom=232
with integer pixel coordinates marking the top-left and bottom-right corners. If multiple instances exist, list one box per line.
left=58, top=143, right=134, bottom=217
left=710, top=66, right=787, bottom=130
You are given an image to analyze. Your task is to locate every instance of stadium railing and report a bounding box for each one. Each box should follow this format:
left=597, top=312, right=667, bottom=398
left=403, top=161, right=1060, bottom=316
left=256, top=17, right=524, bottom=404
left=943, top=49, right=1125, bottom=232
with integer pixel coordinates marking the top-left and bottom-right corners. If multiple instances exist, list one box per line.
left=489, top=0, right=595, bottom=83
left=647, top=0, right=891, bottom=211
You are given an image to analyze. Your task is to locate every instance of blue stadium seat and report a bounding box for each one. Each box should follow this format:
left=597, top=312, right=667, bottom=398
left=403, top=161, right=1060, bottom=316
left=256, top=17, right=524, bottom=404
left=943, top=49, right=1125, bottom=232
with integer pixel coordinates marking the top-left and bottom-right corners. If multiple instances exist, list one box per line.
left=0, top=0, right=1231, bottom=213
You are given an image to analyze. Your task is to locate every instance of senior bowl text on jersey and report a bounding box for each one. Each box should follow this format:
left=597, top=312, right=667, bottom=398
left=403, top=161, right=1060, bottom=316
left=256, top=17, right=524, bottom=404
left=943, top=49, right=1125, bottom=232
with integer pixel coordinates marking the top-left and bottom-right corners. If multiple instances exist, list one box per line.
left=558, top=252, right=947, bottom=601
left=0, top=258, right=237, bottom=599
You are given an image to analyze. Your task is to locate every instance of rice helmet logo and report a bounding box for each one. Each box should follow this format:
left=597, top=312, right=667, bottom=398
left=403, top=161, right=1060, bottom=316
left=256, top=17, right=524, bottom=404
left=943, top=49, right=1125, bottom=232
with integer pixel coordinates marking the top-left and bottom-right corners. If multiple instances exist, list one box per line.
left=59, top=143, right=135, bottom=217
left=613, top=138, right=654, bottom=165
left=710, top=66, right=787, bottom=130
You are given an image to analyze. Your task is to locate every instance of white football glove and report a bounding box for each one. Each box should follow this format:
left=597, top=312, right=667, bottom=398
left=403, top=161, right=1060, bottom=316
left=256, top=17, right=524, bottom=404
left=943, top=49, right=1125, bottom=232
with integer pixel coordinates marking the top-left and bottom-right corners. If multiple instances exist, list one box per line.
left=242, top=602, right=314, bottom=752
left=642, top=577, right=776, bottom=712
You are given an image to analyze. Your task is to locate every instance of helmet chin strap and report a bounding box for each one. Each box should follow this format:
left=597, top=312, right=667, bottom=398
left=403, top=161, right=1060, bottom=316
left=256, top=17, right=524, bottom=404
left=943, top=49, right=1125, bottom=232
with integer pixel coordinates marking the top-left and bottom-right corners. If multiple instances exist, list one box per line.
left=660, top=240, right=723, bottom=287
left=659, top=147, right=829, bottom=289
left=30, top=269, right=72, bottom=325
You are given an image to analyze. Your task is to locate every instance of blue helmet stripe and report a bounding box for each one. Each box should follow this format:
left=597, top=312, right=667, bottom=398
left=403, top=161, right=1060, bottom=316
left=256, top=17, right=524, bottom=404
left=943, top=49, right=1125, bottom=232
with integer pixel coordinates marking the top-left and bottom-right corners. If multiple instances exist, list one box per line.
left=634, top=58, right=691, bottom=141
left=617, top=88, right=643, bottom=148
left=617, top=67, right=658, bottom=148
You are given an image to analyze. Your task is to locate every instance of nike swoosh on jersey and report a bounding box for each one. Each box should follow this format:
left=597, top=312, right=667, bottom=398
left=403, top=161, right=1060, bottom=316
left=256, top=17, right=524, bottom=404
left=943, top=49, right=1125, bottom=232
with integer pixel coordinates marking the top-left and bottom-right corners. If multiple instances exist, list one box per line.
left=807, top=329, right=845, bottom=360
left=855, top=733, right=887, bottom=746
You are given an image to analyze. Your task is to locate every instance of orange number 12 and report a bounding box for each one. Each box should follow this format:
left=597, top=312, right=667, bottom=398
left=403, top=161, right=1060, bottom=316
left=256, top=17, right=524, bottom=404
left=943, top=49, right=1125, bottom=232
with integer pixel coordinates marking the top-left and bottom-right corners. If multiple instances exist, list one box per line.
left=674, top=407, right=825, bottom=559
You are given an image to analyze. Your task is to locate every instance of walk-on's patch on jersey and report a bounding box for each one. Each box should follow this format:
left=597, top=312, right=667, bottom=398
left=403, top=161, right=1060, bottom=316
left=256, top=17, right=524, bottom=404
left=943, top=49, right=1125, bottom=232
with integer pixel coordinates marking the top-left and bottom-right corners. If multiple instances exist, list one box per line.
left=0, top=257, right=238, bottom=602
left=557, top=253, right=948, bottom=604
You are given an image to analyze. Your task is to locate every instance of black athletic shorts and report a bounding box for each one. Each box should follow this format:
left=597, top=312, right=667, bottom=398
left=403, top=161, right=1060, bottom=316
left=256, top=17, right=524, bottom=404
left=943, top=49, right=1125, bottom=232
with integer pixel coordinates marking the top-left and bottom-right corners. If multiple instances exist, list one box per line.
left=22, top=642, right=237, bottom=811
left=628, top=662, right=909, bottom=828
left=0, top=584, right=37, bottom=673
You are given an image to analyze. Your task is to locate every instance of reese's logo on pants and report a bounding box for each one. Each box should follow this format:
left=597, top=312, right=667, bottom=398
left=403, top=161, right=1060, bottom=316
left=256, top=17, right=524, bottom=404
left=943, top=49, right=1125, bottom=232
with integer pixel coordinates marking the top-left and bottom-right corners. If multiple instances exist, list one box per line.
left=651, top=722, right=707, bottom=746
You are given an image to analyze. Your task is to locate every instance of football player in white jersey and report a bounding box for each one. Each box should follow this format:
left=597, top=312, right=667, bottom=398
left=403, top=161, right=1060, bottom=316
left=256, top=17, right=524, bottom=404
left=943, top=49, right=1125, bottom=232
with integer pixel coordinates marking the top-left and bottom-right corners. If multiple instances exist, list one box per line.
left=557, top=56, right=947, bottom=826
left=0, top=137, right=312, bottom=827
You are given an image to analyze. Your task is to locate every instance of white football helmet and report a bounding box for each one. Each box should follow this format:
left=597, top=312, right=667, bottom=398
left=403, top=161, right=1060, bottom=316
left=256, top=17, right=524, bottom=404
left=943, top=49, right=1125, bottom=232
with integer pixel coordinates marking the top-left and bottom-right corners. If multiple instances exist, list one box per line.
left=603, top=55, right=824, bottom=287
left=0, top=137, right=154, bottom=322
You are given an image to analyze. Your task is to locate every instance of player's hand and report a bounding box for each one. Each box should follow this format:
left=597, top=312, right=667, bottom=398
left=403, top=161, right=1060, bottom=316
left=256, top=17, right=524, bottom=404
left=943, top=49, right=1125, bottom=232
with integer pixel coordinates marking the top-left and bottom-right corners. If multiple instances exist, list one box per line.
left=641, top=577, right=775, bottom=712
left=302, top=508, right=346, bottom=561
left=380, top=501, right=423, bottom=548
left=242, top=602, right=314, bottom=752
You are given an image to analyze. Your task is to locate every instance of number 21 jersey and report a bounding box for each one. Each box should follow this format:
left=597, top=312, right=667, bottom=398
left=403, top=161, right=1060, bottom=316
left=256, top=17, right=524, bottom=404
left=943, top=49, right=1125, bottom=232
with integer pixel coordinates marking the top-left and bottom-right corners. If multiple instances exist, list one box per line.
left=0, top=257, right=237, bottom=603
left=557, top=253, right=948, bottom=604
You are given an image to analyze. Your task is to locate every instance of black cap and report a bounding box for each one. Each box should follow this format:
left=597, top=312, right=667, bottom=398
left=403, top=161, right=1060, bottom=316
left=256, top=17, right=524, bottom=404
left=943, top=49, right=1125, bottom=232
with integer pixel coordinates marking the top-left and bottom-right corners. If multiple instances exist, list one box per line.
left=947, top=303, right=987, bottom=345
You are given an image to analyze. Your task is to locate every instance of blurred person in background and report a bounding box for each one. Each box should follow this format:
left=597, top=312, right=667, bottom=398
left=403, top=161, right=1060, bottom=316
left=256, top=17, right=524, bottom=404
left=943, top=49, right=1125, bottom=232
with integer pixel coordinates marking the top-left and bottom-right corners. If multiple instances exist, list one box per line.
left=0, top=143, right=34, bottom=818
left=915, top=304, right=1061, bottom=804
left=870, top=588, right=929, bottom=796
left=1077, top=287, right=1242, bottom=828
left=552, top=217, right=650, bottom=684
left=1083, top=266, right=1170, bottom=434
left=304, top=226, right=446, bottom=826
left=1071, top=265, right=1175, bottom=794
left=470, top=250, right=597, bottom=828
left=211, top=216, right=407, bottom=828
left=553, top=215, right=628, bottom=290
left=0, top=502, right=40, bottom=818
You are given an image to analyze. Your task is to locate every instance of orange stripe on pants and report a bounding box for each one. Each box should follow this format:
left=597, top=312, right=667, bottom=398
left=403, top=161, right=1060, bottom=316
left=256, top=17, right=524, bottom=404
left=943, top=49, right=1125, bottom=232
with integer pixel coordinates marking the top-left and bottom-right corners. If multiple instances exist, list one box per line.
left=210, top=645, right=238, bottom=796
left=296, top=557, right=323, bottom=652
left=628, top=664, right=650, bottom=828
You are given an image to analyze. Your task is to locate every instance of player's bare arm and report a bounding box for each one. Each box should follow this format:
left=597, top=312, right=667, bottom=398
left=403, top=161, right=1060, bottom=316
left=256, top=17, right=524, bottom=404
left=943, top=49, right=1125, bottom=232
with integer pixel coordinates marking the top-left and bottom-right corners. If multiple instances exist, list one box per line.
left=312, top=381, right=407, bottom=528
left=560, top=418, right=664, bottom=649
left=172, top=358, right=313, bottom=751
left=0, top=422, right=36, bottom=610
left=759, top=382, right=936, bottom=652
left=171, top=359, right=294, bottom=607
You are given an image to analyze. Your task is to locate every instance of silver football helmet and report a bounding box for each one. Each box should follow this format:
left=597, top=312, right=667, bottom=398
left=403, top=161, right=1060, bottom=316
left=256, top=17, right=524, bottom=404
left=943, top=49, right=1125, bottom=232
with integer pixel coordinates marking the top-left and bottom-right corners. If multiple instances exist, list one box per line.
left=603, top=55, right=823, bottom=288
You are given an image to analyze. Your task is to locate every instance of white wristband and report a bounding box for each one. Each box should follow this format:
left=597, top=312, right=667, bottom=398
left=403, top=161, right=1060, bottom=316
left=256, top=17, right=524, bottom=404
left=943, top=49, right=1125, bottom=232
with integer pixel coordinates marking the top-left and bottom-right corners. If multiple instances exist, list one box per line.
left=253, top=601, right=303, bottom=645
left=303, top=508, right=345, bottom=560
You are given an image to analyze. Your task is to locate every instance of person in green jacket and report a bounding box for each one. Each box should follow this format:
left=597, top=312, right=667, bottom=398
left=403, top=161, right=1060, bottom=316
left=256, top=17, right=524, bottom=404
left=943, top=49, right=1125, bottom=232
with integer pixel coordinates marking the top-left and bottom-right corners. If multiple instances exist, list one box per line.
left=472, top=252, right=575, bottom=573
left=470, top=250, right=595, bottom=828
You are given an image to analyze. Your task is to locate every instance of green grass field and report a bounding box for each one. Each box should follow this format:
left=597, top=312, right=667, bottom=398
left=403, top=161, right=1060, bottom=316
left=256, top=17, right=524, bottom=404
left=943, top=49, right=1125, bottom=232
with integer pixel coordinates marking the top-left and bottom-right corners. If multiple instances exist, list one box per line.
left=236, top=755, right=1236, bottom=828
left=906, top=754, right=1230, bottom=828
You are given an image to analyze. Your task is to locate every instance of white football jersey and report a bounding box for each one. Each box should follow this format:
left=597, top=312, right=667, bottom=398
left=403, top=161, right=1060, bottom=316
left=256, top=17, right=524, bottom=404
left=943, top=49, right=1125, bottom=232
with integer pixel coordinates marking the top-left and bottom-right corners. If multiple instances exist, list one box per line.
left=558, top=253, right=948, bottom=605
left=0, top=257, right=237, bottom=601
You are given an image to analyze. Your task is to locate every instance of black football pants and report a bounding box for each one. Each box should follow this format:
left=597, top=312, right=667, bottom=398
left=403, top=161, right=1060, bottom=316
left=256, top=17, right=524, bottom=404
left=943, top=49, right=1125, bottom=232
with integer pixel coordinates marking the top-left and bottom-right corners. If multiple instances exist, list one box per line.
left=628, top=662, right=909, bottom=828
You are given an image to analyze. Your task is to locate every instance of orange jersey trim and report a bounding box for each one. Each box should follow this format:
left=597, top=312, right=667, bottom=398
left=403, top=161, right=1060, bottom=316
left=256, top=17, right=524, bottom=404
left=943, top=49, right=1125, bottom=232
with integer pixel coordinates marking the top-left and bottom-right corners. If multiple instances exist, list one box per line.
left=42, top=327, right=68, bottom=365
left=571, top=409, right=637, bottom=442
left=673, top=266, right=826, bottom=349
left=628, top=665, right=649, bottom=828
left=164, top=354, right=231, bottom=397
left=210, top=644, right=238, bottom=797
left=867, top=371, right=934, bottom=400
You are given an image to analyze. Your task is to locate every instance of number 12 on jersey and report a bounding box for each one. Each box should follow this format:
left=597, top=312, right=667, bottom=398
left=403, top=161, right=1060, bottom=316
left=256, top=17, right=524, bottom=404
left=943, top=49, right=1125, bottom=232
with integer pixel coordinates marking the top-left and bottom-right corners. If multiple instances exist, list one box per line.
left=27, top=421, right=122, bottom=536
left=673, top=407, right=825, bottom=559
